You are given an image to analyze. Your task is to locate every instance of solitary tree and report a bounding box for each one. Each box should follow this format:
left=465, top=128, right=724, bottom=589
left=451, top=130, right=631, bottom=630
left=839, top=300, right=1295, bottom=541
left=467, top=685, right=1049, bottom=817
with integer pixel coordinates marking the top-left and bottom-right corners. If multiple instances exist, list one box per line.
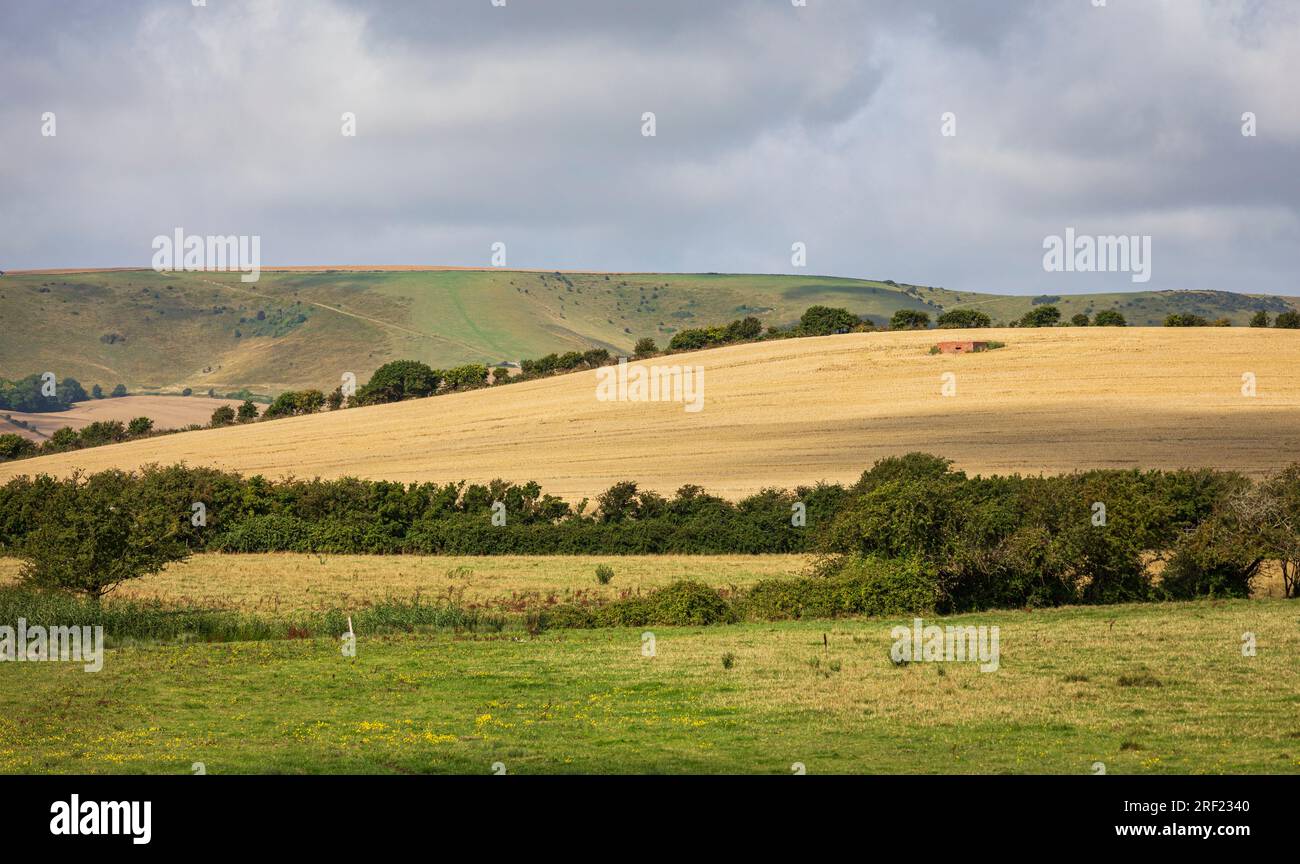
left=14, top=470, right=191, bottom=602
left=209, top=404, right=236, bottom=426
left=633, top=337, right=659, bottom=358
left=1017, top=306, right=1061, bottom=328
left=0, top=433, right=37, bottom=462
left=1093, top=310, right=1127, bottom=327
left=936, top=309, right=992, bottom=329
left=1070, top=313, right=1091, bottom=327
left=236, top=399, right=259, bottom=423
left=800, top=306, right=860, bottom=336
left=355, top=360, right=441, bottom=405
left=1228, top=465, right=1300, bottom=598
left=889, top=309, right=931, bottom=330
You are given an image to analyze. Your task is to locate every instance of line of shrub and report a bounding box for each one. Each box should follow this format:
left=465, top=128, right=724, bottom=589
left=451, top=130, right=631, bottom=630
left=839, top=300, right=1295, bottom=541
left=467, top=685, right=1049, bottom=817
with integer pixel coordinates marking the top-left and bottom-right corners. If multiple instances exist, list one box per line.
left=5, top=453, right=1300, bottom=613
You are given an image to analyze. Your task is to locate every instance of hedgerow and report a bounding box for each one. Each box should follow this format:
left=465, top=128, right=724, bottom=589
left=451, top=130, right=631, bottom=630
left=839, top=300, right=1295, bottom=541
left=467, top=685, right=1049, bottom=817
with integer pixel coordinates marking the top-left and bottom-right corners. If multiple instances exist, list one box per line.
left=3, top=453, right=1297, bottom=610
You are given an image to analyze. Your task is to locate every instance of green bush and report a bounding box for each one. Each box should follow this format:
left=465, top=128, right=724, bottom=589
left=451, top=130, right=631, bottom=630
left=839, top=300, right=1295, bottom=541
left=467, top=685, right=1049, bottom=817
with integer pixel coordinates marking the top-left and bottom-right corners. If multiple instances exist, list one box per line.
left=1017, top=306, right=1061, bottom=327
left=800, top=306, right=860, bottom=336
left=355, top=360, right=441, bottom=405
left=936, top=309, right=992, bottom=329
left=1165, top=313, right=1208, bottom=327
left=742, top=556, right=938, bottom=620
left=12, top=470, right=191, bottom=601
left=1160, top=519, right=1261, bottom=599
left=889, top=309, right=930, bottom=330
left=0, top=433, right=37, bottom=462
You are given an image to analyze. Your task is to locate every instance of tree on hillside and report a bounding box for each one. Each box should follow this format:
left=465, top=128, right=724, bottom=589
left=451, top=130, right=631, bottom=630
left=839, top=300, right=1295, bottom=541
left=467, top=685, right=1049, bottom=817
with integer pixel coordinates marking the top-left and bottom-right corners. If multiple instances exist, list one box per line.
left=1250, top=310, right=1271, bottom=328
left=1093, top=310, right=1127, bottom=327
left=264, top=389, right=326, bottom=419
left=1164, top=313, right=1209, bottom=327
left=127, top=417, right=154, bottom=437
left=77, top=420, right=127, bottom=447
left=443, top=364, right=490, bottom=392
left=43, top=427, right=80, bottom=452
left=110, top=384, right=127, bottom=397
left=935, top=309, right=992, bottom=329
left=236, top=399, right=259, bottom=423
left=1017, top=306, right=1061, bottom=328
left=209, top=404, right=236, bottom=426
left=668, top=327, right=722, bottom=351
left=889, top=309, right=931, bottom=330
left=355, top=360, right=441, bottom=405
left=91, top=384, right=104, bottom=399
left=1275, top=311, right=1300, bottom=329
left=800, top=306, right=860, bottom=336
left=725, top=316, right=765, bottom=341
left=0, top=433, right=37, bottom=462
left=1070, top=313, right=1091, bottom=327
left=0, top=374, right=62, bottom=412
left=14, top=470, right=190, bottom=602
left=56, top=377, right=88, bottom=404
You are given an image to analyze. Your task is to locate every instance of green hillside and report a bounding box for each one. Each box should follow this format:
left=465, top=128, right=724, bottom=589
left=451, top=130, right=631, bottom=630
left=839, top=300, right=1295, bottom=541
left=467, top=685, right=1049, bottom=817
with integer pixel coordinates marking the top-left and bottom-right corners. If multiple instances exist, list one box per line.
left=0, top=268, right=1293, bottom=394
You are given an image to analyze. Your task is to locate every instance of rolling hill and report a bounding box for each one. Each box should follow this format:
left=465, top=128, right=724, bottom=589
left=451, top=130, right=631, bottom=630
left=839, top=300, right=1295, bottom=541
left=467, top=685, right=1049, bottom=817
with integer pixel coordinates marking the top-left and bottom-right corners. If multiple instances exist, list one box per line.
left=0, top=267, right=1293, bottom=395
left=3, top=327, right=1298, bottom=499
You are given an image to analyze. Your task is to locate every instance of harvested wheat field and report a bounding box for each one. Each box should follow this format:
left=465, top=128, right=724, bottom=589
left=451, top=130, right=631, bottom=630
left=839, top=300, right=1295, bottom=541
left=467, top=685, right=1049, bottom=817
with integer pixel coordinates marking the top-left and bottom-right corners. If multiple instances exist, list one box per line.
left=0, top=395, right=246, bottom=441
left=0, top=552, right=1287, bottom=613
left=0, top=553, right=809, bottom=613
left=1, top=327, right=1297, bottom=498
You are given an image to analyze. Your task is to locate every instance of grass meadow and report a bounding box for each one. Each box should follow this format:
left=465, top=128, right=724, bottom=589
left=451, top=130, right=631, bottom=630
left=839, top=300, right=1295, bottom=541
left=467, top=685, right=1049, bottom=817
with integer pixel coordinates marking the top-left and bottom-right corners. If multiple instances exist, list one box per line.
left=0, top=550, right=1297, bottom=774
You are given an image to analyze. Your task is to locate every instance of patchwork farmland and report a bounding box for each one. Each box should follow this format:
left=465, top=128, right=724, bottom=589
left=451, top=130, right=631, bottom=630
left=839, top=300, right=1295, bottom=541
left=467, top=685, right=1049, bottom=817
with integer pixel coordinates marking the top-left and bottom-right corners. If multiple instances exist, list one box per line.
left=3, top=326, right=1299, bottom=498
left=3, top=310, right=1300, bottom=778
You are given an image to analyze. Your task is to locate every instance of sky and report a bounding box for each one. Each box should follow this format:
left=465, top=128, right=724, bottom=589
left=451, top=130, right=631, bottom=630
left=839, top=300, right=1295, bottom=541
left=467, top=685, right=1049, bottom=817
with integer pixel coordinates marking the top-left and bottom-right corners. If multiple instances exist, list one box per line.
left=1, top=0, right=1297, bottom=295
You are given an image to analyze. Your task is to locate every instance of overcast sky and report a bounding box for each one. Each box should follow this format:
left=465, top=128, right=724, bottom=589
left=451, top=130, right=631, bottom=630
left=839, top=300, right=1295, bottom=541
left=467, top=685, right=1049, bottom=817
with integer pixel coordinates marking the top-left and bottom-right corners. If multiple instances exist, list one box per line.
left=2, top=0, right=1297, bottom=294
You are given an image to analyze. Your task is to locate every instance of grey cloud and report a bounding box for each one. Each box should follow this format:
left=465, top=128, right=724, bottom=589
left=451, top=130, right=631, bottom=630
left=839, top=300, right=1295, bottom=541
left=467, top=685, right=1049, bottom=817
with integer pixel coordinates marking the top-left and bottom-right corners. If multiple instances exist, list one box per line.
left=0, top=0, right=1296, bottom=295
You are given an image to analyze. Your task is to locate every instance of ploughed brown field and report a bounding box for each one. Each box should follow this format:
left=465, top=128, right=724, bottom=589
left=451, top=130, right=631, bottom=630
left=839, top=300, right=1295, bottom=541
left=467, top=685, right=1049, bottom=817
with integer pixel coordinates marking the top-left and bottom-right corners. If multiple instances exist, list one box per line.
left=1, top=327, right=1297, bottom=499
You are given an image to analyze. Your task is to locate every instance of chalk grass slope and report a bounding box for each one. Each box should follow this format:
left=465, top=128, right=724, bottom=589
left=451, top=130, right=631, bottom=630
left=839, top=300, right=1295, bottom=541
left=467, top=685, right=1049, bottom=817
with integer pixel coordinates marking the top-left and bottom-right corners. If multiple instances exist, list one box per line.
left=2, top=327, right=1299, bottom=499
left=0, top=267, right=1293, bottom=394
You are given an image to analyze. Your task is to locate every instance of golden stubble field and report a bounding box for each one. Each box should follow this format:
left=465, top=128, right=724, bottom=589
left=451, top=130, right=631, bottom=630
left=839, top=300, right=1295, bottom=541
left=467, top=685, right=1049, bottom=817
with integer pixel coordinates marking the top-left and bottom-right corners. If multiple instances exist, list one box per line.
left=2, top=327, right=1297, bottom=499
left=0, top=395, right=247, bottom=441
left=0, top=553, right=808, bottom=613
